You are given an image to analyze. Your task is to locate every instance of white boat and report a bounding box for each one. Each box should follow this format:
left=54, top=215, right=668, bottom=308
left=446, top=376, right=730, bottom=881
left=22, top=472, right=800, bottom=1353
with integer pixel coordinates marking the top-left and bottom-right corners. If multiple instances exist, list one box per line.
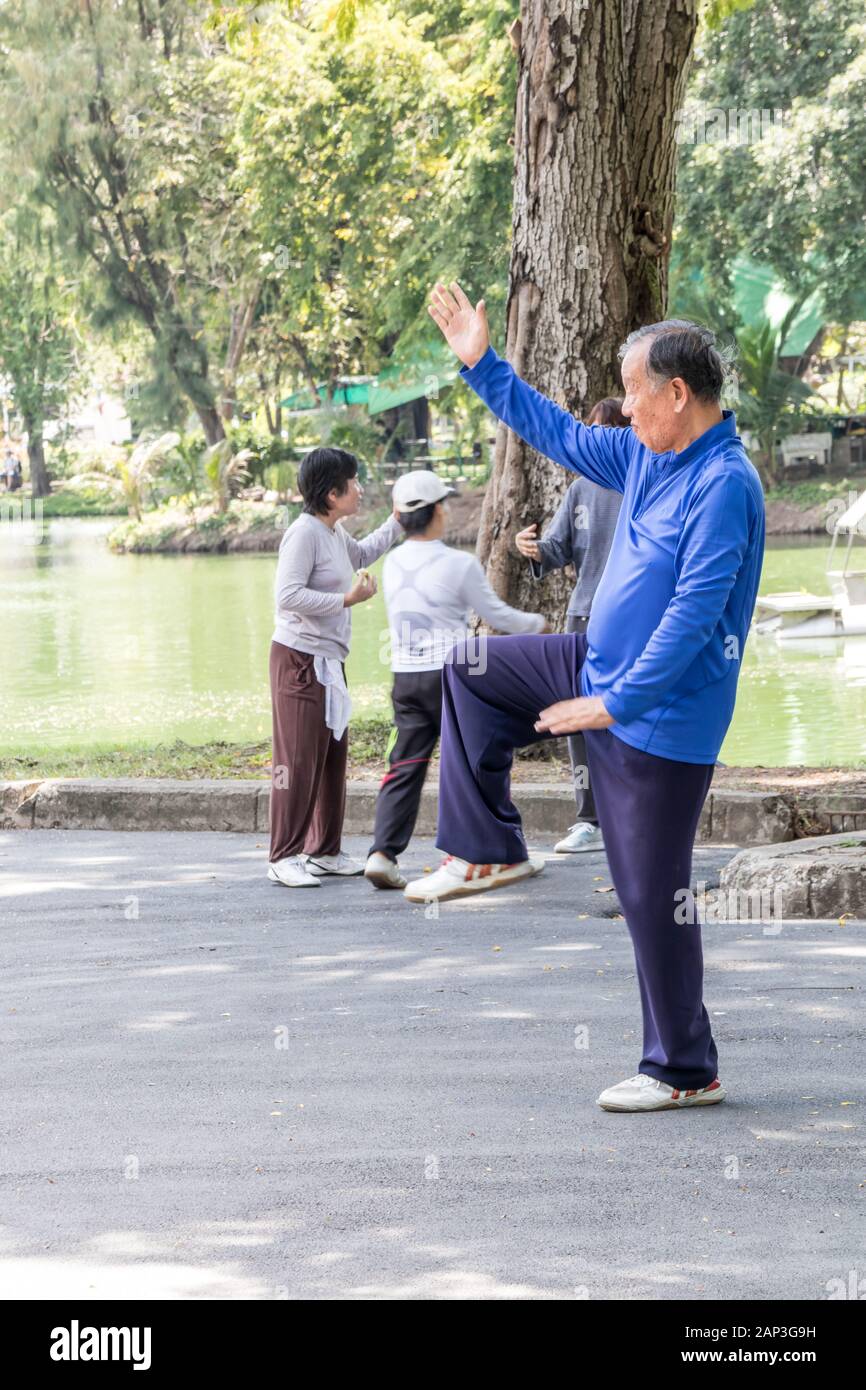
left=754, top=486, right=866, bottom=640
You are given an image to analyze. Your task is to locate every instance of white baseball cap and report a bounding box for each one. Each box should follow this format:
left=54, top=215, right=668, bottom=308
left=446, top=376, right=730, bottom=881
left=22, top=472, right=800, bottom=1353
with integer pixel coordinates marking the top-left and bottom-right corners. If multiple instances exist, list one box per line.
left=392, top=469, right=458, bottom=513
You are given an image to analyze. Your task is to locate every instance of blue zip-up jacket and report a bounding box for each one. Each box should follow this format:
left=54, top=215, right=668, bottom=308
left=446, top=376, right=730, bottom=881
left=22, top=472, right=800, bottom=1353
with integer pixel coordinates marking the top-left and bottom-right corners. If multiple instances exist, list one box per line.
left=460, top=348, right=766, bottom=764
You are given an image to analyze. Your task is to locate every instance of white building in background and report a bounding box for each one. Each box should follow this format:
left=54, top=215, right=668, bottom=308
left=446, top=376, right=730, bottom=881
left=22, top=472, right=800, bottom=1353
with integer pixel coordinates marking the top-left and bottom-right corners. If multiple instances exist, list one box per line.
left=43, top=391, right=133, bottom=447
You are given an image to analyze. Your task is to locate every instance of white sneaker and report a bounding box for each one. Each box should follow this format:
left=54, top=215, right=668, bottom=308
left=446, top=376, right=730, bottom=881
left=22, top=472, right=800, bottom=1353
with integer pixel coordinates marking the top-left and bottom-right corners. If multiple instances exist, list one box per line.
left=267, top=855, right=321, bottom=888
left=554, top=822, right=605, bottom=853
left=302, top=851, right=364, bottom=877
left=596, top=1073, right=726, bottom=1112
left=403, top=854, right=544, bottom=904
left=364, top=852, right=407, bottom=890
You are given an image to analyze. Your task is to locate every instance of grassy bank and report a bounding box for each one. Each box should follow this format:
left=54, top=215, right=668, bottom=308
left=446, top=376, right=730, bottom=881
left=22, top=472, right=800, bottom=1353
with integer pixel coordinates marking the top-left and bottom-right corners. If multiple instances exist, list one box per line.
left=107, top=499, right=299, bottom=553
left=3, top=737, right=865, bottom=790
left=1, top=490, right=125, bottom=517
left=1, top=723, right=570, bottom=782
left=764, top=477, right=864, bottom=507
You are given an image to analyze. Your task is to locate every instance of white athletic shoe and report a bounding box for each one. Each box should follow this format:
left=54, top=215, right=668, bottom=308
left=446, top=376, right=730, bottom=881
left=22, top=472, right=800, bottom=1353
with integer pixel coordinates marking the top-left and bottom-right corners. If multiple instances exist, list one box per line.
left=267, top=855, right=321, bottom=888
left=403, top=854, right=544, bottom=904
left=364, top=852, right=407, bottom=890
left=554, top=822, right=605, bottom=854
left=302, top=851, right=364, bottom=877
left=596, top=1073, right=726, bottom=1112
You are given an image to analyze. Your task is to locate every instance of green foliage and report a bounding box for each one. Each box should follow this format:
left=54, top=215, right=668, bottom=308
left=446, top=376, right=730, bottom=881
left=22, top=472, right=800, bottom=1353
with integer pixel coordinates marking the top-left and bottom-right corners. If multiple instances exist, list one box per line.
left=316, top=409, right=378, bottom=479
left=0, top=2, right=514, bottom=453
left=0, top=488, right=125, bottom=517
left=203, top=440, right=253, bottom=513
left=734, top=315, right=818, bottom=482
left=764, top=477, right=864, bottom=507
left=76, top=432, right=182, bottom=519
left=263, top=461, right=296, bottom=495
left=106, top=496, right=296, bottom=552
left=226, top=423, right=297, bottom=488
left=0, top=212, right=81, bottom=491
left=156, top=433, right=207, bottom=502
left=220, top=1, right=514, bottom=408
left=0, top=1, right=256, bottom=441
left=677, top=0, right=866, bottom=325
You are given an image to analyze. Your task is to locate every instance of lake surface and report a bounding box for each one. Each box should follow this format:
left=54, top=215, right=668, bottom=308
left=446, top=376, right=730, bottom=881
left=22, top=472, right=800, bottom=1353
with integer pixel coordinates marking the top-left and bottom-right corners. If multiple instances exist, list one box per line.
left=2, top=517, right=865, bottom=766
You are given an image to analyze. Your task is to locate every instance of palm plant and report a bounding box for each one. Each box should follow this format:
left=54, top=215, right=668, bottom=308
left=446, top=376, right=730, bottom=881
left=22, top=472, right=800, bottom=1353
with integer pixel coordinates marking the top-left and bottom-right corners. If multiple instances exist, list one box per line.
left=75, top=431, right=181, bottom=519
left=734, top=313, right=816, bottom=487
left=203, top=439, right=254, bottom=514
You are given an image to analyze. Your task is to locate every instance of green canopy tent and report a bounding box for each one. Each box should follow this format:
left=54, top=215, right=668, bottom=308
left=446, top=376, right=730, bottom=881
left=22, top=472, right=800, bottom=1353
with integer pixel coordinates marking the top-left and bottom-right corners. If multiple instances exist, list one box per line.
left=366, top=347, right=460, bottom=416
left=730, top=257, right=824, bottom=359
left=678, top=253, right=866, bottom=361
left=279, top=344, right=459, bottom=416
left=279, top=378, right=373, bottom=413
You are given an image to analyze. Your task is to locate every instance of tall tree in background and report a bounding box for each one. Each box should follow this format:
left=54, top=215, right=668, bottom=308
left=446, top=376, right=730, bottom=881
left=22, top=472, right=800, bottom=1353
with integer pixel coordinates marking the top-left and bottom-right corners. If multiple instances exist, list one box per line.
left=0, top=1, right=258, bottom=445
left=221, top=1, right=517, bottom=421
left=478, top=0, right=699, bottom=613
left=0, top=226, right=79, bottom=496
left=676, top=0, right=866, bottom=326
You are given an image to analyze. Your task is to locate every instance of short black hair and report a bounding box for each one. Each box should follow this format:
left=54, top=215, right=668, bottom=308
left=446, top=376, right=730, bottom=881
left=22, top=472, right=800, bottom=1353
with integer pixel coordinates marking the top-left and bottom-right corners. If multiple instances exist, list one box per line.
left=298, top=446, right=358, bottom=515
left=619, top=319, right=729, bottom=403
left=398, top=501, right=438, bottom=535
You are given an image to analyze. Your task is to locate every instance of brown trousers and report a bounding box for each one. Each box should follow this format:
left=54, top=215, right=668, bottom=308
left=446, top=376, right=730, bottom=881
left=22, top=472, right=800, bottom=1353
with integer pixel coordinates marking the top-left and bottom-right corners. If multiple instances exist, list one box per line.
left=269, top=641, right=347, bottom=862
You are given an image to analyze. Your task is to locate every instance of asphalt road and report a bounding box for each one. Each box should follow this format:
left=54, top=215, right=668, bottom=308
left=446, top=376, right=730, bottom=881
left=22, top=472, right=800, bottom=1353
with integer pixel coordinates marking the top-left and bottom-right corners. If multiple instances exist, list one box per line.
left=1, top=830, right=863, bottom=1301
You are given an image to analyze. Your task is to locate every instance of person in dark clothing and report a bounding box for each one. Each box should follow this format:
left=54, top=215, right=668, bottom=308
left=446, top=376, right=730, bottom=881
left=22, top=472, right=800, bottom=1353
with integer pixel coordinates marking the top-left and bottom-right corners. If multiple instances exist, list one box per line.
left=515, top=398, right=626, bottom=854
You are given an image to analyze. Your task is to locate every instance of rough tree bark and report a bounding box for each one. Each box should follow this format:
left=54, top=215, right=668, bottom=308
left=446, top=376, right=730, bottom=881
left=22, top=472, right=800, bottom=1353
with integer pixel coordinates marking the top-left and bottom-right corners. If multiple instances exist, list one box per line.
left=24, top=416, right=51, bottom=497
left=477, top=0, right=698, bottom=620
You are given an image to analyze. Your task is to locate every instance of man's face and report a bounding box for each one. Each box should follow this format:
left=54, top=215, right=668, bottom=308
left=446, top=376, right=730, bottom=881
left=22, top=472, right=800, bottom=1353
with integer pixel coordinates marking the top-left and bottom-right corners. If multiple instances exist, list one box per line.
left=620, top=339, right=686, bottom=454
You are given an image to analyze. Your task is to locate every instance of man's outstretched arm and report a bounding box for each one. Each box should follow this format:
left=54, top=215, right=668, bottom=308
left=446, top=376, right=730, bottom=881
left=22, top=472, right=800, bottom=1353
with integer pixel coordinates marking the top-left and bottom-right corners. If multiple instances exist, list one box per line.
left=428, top=281, right=632, bottom=493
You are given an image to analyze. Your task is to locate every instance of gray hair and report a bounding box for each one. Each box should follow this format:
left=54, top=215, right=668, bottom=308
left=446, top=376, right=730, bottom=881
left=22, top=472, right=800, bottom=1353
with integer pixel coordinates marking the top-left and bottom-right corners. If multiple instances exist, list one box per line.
left=619, top=319, right=734, bottom=403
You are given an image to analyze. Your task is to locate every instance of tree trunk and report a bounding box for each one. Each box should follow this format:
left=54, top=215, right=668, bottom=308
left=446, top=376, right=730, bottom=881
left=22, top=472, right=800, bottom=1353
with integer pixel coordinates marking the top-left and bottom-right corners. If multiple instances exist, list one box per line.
left=24, top=417, right=51, bottom=497
left=411, top=395, right=430, bottom=444
left=195, top=403, right=226, bottom=447
left=478, top=0, right=698, bottom=621
left=220, top=286, right=261, bottom=422
left=760, top=428, right=780, bottom=489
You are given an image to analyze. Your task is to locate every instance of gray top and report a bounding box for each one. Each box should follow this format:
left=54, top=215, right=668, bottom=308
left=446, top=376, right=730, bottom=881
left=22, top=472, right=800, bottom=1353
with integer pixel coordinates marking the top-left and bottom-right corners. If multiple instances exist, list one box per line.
left=529, top=477, right=622, bottom=617
left=273, top=510, right=402, bottom=661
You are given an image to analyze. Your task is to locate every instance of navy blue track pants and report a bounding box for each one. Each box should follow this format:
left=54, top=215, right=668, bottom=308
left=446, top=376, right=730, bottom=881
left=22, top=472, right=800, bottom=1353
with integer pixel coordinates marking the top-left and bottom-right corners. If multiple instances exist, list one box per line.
left=437, top=631, right=718, bottom=1089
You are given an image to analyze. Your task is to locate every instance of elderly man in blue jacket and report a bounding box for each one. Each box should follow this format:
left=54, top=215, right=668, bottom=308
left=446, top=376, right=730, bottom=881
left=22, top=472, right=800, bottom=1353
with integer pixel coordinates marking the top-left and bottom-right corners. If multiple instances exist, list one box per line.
left=405, top=282, right=765, bottom=1114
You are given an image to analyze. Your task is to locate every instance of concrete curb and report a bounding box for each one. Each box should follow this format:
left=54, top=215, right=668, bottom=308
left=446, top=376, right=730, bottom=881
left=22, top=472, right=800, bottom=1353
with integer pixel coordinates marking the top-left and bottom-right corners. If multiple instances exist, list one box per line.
left=2, top=777, right=863, bottom=843
left=720, top=831, right=866, bottom=919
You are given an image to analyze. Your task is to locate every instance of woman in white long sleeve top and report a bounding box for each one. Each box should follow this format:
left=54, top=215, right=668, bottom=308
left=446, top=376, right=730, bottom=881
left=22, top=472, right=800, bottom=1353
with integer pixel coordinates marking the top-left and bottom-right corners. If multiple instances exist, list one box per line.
left=364, top=469, right=548, bottom=890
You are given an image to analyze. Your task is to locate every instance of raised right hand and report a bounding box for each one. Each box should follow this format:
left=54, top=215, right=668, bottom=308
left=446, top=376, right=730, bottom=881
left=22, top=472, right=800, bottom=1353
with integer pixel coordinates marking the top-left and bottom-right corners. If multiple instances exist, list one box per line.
left=428, top=281, right=490, bottom=369
left=344, top=569, right=377, bottom=608
left=516, top=522, right=541, bottom=560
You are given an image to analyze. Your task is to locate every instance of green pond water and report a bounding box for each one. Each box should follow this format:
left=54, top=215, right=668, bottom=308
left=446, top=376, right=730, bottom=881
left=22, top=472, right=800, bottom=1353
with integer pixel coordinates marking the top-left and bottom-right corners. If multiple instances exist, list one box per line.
left=2, top=517, right=865, bottom=765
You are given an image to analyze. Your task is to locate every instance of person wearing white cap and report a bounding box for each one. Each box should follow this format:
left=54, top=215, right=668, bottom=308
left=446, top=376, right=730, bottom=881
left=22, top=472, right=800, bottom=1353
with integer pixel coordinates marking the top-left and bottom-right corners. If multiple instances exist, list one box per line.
left=364, top=469, right=548, bottom=890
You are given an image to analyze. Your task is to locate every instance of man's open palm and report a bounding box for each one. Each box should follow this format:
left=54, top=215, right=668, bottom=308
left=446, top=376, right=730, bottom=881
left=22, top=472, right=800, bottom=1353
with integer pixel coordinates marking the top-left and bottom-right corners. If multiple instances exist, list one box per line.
left=428, top=281, right=489, bottom=369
